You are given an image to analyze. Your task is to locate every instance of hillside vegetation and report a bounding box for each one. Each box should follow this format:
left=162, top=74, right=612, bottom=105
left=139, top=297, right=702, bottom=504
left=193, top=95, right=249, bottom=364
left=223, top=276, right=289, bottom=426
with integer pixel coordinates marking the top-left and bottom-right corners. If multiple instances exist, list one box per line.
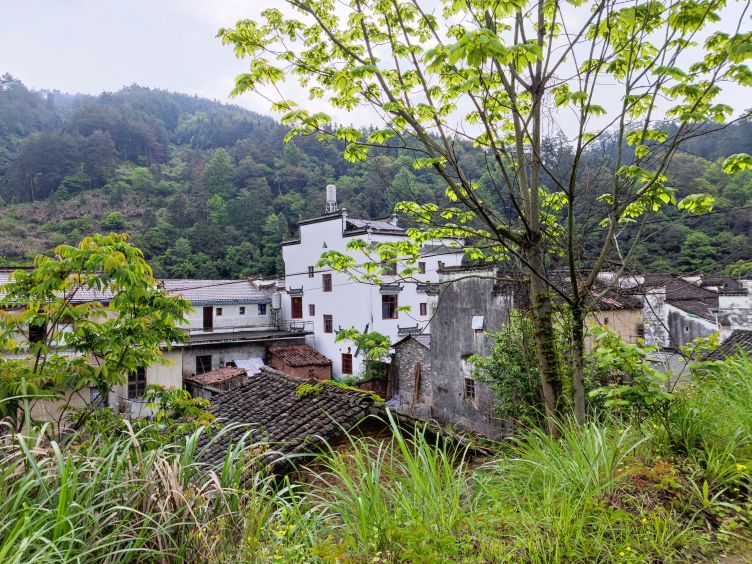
left=1, top=74, right=752, bottom=277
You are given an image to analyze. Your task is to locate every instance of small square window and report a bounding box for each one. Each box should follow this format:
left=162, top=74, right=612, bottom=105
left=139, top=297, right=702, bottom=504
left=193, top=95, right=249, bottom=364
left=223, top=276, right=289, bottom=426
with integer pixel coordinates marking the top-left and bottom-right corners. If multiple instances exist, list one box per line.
left=418, top=261, right=426, bottom=274
left=324, top=314, right=333, bottom=333
left=322, top=273, right=332, bottom=292
left=464, top=378, right=475, bottom=400
left=309, top=304, right=316, bottom=316
left=196, top=355, right=212, bottom=375
left=216, top=307, right=223, bottom=316
left=258, top=304, right=267, bottom=315
left=381, top=260, right=397, bottom=275
left=419, top=302, right=427, bottom=316
left=239, top=306, right=246, bottom=315
left=28, top=323, right=46, bottom=343
left=308, top=266, right=315, bottom=278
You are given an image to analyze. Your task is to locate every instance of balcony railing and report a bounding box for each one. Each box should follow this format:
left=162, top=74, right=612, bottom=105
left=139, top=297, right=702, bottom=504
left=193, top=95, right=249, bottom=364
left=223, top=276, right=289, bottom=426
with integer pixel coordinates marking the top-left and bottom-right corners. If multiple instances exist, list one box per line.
left=182, top=320, right=313, bottom=336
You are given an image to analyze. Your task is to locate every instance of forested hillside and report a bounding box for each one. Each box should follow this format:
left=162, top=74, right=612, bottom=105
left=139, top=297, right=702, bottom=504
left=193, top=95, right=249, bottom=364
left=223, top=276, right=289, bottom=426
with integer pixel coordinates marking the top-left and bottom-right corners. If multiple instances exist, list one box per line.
left=1, top=73, right=751, bottom=277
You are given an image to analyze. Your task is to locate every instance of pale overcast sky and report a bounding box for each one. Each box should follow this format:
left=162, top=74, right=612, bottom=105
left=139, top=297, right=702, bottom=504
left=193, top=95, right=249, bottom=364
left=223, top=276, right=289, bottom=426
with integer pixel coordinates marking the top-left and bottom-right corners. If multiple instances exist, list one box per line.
left=0, top=1, right=280, bottom=113
left=2, top=1, right=750, bottom=133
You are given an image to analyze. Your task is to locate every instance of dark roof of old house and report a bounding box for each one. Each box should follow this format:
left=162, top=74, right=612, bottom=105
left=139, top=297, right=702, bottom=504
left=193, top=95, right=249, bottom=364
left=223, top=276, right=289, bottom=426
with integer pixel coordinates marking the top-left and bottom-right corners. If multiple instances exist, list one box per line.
left=186, top=366, right=247, bottom=387
left=0, top=271, right=116, bottom=304
left=706, top=330, right=752, bottom=360
left=268, top=344, right=332, bottom=367
left=548, top=273, right=643, bottom=311
left=699, top=276, right=747, bottom=295
left=161, top=279, right=271, bottom=305
left=200, top=367, right=377, bottom=469
left=393, top=334, right=431, bottom=349
left=665, top=298, right=729, bottom=325
left=344, top=217, right=405, bottom=235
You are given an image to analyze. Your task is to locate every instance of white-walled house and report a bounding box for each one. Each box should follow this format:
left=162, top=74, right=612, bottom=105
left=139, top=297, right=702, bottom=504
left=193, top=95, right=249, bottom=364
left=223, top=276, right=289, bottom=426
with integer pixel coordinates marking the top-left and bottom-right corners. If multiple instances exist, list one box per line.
left=281, top=209, right=463, bottom=378
left=160, top=279, right=310, bottom=381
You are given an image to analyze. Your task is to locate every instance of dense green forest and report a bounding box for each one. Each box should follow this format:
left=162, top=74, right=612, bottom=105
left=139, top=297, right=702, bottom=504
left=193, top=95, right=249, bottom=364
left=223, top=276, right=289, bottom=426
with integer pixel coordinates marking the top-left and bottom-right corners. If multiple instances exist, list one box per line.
left=1, top=73, right=751, bottom=277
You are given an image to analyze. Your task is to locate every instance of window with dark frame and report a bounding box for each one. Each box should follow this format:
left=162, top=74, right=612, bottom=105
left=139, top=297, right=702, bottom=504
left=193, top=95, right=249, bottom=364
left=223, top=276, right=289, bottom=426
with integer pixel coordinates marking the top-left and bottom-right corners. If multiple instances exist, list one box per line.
left=239, top=306, right=246, bottom=315
left=341, top=353, right=353, bottom=375
left=291, top=296, right=303, bottom=319
left=308, top=266, right=315, bottom=278
left=28, top=323, right=46, bottom=343
left=216, top=307, right=223, bottom=316
left=309, top=304, right=316, bottom=316
left=258, top=304, right=267, bottom=315
left=381, top=260, right=397, bottom=275
left=419, top=302, right=427, bottom=316
left=322, top=273, right=332, bottom=292
left=464, top=377, right=476, bottom=400
left=636, top=322, right=645, bottom=339
left=196, top=355, right=212, bottom=375
left=382, top=294, right=398, bottom=319
left=324, top=314, right=333, bottom=333
left=128, top=367, right=147, bottom=399
left=418, top=261, right=426, bottom=274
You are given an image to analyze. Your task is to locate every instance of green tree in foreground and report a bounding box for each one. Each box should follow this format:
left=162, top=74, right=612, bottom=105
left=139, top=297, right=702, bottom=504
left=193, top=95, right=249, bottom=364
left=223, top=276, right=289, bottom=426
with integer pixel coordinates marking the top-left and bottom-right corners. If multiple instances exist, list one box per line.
left=0, top=233, right=192, bottom=430
left=221, top=0, right=752, bottom=431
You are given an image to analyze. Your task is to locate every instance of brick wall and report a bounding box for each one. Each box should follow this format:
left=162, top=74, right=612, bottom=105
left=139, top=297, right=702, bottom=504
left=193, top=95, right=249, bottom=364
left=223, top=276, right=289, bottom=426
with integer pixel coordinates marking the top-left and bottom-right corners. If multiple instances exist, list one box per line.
left=394, top=338, right=431, bottom=404
left=268, top=357, right=332, bottom=381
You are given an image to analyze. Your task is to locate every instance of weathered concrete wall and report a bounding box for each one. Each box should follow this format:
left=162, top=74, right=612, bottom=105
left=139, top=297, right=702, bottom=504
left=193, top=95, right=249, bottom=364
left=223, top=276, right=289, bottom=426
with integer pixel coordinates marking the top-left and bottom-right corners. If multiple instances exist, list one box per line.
left=643, top=291, right=668, bottom=347
left=394, top=338, right=431, bottom=404
left=429, top=271, right=511, bottom=439
left=666, top=305, right=717, bottom=347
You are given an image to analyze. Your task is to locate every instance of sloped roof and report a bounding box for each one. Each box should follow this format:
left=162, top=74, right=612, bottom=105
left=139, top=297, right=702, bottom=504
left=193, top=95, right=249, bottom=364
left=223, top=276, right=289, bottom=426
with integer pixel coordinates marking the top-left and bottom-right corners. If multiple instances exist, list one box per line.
left=1, top=272, right=271, bottom=307
left=268, top=345, right=332, bottom=367
left=186, top=366, right=247, bottom=387
left=200, top=367, right=377, bottom=470
left=548, top=273, right=643, bottom=311
left=344, top=217, right=406, bottom=235
left=706, top=330, right=752, bottom=360
left=160, top=279, right=271, bottom=305
left=0, top=271, right=115, bottom=304
left=393, top=333, right=431, bottom=349
left=666, top=298, right=729, bottom=325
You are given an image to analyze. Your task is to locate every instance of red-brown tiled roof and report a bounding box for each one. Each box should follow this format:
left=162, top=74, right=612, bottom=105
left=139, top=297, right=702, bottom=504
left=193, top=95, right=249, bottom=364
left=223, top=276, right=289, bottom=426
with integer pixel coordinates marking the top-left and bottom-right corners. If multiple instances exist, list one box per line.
left=268, top=345, right=332, bottom=367
left=186, top=366, right=246, bottom=386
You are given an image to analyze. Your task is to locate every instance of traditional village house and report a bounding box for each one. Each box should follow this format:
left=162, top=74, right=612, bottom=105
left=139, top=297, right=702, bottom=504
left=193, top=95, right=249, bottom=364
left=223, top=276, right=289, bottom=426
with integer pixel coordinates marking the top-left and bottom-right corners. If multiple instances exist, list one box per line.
left=0, top=272, right=316, bottom=422
left=597, top=272, right=752, bottom=372
left=281, top=191, right=463, bottom=378
left=391, top=266, right=644, bottom=439
left=200, top=366, right=383, bottom=473
left=184, top=366, right=248, bottom=399
left=268, top=344, right=332, bottom=381
left=161, top=279, right=313, bottom=381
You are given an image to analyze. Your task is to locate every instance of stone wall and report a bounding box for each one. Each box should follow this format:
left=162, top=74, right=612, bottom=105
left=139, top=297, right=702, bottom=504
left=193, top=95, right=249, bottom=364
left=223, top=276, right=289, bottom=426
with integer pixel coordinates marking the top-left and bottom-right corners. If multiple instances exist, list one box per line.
left=393, top=338, right=431, bottom=405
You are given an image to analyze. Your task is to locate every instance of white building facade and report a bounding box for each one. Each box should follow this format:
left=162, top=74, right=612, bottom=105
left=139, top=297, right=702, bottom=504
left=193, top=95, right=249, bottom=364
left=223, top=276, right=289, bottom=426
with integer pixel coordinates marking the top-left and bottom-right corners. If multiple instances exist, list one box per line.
left=281, top=209, right=463, bottom=378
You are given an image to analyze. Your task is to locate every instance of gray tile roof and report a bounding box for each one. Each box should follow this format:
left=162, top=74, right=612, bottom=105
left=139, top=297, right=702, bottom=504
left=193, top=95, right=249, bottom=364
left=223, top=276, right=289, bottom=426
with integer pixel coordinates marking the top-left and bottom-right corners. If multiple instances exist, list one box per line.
left=706, top=330, right=752, bottom=360
left=0, top=271, right=115, bottom=304
left=199, top=367, right=377, bottom=471
left=344, top=217, right=406, bottom=235
left=2, top=273, right=271, bottom=307
left=160, top=279, right=271, bottom=305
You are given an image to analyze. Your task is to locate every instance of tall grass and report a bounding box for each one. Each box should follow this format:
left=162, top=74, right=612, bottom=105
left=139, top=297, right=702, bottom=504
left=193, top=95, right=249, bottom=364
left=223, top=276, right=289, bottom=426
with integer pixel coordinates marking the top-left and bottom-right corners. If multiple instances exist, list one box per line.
left=0, top=421, right=275, bottom=562
left=284, top=413, right=474, bottom=561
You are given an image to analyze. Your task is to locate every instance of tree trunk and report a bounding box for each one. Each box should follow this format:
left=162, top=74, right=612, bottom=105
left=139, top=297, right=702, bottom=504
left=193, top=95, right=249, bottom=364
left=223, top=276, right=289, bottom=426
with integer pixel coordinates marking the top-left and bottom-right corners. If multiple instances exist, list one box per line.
left=571, top=305, right=587, bottom=424
left=526, top=249, right=563, bottom=434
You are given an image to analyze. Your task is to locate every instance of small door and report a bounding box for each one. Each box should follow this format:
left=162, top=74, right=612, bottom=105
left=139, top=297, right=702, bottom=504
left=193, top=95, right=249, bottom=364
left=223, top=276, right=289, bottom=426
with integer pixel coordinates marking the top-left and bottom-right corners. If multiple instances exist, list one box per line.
left=203, top=306, right=213, bottom=331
